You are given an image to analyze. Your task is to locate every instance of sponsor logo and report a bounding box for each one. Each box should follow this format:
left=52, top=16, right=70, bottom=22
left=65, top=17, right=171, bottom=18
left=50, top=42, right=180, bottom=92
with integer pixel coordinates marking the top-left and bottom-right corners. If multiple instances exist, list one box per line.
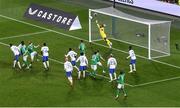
left=117, top=0, right=134, bottom=4
left=24, top=3, right=82, bottom=30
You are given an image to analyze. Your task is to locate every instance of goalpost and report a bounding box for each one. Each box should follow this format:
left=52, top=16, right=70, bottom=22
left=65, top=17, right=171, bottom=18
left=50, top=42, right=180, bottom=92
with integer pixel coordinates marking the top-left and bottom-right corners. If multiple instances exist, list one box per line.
left=89, top=7, right=171, bottom=59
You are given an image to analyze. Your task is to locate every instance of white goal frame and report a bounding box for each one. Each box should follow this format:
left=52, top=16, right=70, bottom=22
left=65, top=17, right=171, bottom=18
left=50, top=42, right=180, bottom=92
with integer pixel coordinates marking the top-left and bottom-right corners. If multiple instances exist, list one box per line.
left=89, top=7, right=171, bottom=59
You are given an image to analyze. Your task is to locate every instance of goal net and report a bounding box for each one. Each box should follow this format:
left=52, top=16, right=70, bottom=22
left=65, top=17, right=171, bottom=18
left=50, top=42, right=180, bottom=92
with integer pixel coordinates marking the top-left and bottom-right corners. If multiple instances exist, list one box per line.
left=89, top=7, right=171, bottom=59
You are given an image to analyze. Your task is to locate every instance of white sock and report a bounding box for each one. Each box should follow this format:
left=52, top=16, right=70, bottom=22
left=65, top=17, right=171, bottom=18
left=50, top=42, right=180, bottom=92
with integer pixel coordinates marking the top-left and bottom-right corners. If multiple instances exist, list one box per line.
left=17, top=62, right=21, bottom=69
left=83, top=71, right=86, bottom=78
left=78, top=72, right=81, bottom=79
left=13, top=60, right=16, bottom=68
left=46, top=61, right=49, bottom=68
left=68, top=77, right=73, bottom=85
left=129, top=65, right=133, bottom=72
left=114, top=73, right=117, bottom=80
left=43, top=62, right=47, bottom=69
left=133, top=64, right=136, bottom=71
left=109, top=73, right=113, bottom=81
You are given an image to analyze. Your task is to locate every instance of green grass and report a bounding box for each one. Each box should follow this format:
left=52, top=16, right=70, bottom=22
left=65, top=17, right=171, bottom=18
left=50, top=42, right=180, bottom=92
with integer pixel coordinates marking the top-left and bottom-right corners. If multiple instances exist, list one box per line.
left=0, top=0, right=180, bottom=107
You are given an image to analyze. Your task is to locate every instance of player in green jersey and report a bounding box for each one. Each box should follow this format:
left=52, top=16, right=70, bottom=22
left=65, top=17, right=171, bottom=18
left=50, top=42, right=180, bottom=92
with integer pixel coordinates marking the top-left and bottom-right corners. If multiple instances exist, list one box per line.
left=90, top=52, right=98, bottom=78
left=18, top=41, right=29, bottom=69
left=27, top=41, right=39, bottom=67
left=78, top=40, right=86, bottom=54
left=115, top=70, right=127, bottom=99
left=96, top=50, right=105, bottom=73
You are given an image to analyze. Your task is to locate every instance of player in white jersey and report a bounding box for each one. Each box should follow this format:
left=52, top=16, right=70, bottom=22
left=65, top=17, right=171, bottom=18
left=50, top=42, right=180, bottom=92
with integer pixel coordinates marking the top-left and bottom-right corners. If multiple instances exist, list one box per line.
left=65, top=48, right=79, bottom=71
left=126, top=46, right=136, bottom=73
left=76, top=52, right=88, bottom=79
left=41, top=43, right=49, bottom=70
left=9, top=44, right=21, bottom=69
left=107, top=54, right=117, bottom=82
left=64, top=57, right=73, bottom=86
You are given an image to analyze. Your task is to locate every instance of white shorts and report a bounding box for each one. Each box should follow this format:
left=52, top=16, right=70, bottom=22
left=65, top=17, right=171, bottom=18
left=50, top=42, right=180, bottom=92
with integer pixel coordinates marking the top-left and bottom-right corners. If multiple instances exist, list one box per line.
left=30, top=51, right=37, bottom=60
left=91, top=65, right=97, bottom=71
left=23, top=55, right=28, bottom=61
left=117, top=84, right=124, bottom=89
left=97, top=62, right=102, bottom=66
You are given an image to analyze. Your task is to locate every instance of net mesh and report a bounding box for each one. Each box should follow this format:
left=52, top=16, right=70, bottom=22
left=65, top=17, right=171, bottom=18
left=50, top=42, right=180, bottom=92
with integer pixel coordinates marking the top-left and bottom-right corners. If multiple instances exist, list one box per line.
left=90, top=7, right=171, bottom=59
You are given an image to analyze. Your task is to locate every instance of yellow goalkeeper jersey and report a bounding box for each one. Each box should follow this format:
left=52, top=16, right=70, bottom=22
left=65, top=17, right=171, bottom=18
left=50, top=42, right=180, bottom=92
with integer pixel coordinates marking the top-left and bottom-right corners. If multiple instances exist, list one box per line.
left=99, top=27, right=106, bottom=39
left=97, top=23, right=106, bottom=39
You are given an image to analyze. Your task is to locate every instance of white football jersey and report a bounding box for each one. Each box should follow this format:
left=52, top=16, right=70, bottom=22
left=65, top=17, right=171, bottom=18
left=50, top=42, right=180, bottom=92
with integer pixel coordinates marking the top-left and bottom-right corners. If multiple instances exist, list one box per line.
left=129, top=50, right=136, bottom=60
left=76, top=55, right=88, bottom=66
left=67, top=50, right=77, bottom=61
left=10, top=45, right=20, bottom=55
left=64, top=61, right=73, bottom=72
left=18, top=44, right=22, bottom=49
left=41, top=46, right=49, bottom=56
left=107, top=57, right=117, bottom=69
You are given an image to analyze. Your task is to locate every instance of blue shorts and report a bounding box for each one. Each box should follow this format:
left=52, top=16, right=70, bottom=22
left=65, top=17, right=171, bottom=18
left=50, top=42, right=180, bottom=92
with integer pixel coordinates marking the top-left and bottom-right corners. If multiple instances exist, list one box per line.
left=130, top=59, right=136, bottom=65
left=14, top=55, right=19, bottom=61
left=42, top=56, right=48, bottom=62
left=79, top=66, right=87, bottom=71
left=109, top=69, right=115, bottom=74
left=71, top=61, right=76, bottom=66
left=66, top=71, right=72, bottom=77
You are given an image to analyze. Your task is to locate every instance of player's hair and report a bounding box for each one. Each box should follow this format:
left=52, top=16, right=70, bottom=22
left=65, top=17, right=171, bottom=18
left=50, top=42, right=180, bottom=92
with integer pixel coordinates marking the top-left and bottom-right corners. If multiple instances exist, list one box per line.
left=9, top=43, right=12, bottom=47
left=80, top=52, right=84, bottom=56
left=120, top=70, right=124, bottom=75
left=69, top=48, right=72, bottom=51
left=65, top=57, right=68, bottom=61
left=43, top=43, right=46, bottom=46
left=94, top=51, right=97, bottom=54
left=80, top=40, right=83, bottom=43
left=21, top=41, right=24, bottom=45
left=110, top=54, right=113, bottom=57
left=129, top=46, right=132, bottom=50
left=100, top=24, right=104, bottom=28
left=28, top=41, right=32, bottom=44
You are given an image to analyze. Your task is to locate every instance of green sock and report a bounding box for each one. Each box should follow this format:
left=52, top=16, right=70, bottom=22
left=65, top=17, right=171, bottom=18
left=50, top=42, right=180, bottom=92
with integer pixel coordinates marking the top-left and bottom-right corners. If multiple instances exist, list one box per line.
left=116, top=89, right=120, bottom=97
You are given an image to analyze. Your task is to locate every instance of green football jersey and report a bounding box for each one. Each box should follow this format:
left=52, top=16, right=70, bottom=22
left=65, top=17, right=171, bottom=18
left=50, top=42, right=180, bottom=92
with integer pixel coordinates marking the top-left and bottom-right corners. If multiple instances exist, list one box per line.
left=79, top=43, right=85, bottom=53
left=27, top=44, right=35, bottom=53
left=91, top=55, right=97, bottom=65
left=24, top=48, right=30, bottom=56
left=96, top=53, right=101, bottom=62
left=117, top=74, right=125, bottom=84
left=20, top=45, right=26, bottom=54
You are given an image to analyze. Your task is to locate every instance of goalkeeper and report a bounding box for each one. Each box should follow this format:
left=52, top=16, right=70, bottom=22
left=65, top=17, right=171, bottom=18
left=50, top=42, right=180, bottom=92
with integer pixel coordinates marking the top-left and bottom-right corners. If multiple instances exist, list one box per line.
left=96, top=20, right=112, bottom=48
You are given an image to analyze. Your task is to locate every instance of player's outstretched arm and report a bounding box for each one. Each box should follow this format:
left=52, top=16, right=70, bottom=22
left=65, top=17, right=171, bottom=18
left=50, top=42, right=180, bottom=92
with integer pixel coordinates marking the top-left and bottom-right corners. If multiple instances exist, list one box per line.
left=96, top=20, right=100, bottom=28
left=126, top=56, right=130, bottom=59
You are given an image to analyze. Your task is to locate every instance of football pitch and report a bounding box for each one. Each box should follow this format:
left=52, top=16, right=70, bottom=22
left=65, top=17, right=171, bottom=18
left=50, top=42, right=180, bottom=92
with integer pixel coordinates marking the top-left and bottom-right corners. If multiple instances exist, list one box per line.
left=0, top=0, right=180, bottom=107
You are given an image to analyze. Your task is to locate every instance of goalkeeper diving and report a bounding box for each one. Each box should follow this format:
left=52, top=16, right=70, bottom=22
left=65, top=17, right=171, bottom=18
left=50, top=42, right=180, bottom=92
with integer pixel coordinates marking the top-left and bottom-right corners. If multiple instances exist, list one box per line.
left=96, top=20, right=112, bottom=48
